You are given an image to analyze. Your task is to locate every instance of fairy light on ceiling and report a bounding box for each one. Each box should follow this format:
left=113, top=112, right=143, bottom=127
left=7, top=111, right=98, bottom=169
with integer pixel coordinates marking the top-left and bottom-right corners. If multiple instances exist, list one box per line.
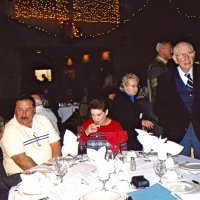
left=169, top=0, right=200, bottom=20
left=15, top=0, right=120, bottom=23
left=10, top=0, right=150, bottom=39
left=73, top=0, right=120, bottom=23
left=15, top=0, right=70, bottom=20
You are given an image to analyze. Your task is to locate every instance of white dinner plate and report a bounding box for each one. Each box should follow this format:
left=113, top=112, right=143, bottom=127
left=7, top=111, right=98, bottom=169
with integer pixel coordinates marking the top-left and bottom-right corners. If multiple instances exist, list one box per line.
left=162, top=181, right=200, bottom=194
left=180, top=162, right=200, bottom=171
left=79, top=191, right=125, bottom=200
left=17, top=183, right=45, bottom=195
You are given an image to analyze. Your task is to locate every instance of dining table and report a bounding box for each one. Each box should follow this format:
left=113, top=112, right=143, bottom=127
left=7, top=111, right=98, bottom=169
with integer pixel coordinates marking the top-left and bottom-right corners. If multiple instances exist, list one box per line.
left=8, top=152, right=200, bottom=200
left=58, top=103, right=79, bottom=123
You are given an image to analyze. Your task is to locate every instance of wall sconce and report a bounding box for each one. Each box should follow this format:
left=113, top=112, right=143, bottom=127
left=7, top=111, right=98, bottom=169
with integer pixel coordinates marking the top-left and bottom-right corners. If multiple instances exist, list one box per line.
left=82, top=54, right=90, bottom=63
left=67, top=57, right=73, bottom=66
left=102, top=51, right=110, bottom=60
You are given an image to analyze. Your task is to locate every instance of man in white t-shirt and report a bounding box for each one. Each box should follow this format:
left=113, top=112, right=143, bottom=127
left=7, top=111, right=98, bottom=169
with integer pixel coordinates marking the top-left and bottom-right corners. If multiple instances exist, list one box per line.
left=0, top=94, right=61, bottom=174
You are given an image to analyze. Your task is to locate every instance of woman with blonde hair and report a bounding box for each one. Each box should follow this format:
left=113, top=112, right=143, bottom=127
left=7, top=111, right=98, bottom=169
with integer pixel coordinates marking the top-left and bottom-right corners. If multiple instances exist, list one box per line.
left=111, top=73, right=154, bottom=150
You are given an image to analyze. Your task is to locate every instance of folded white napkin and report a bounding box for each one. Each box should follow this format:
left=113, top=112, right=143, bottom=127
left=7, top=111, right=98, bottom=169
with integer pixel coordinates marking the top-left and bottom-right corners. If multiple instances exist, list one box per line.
left=136, top=129, right=164, bottom=153
left=87, top=146, right=115, bottom=174
left=136, top=129, right=184, bottom=160
left=87, top=146, right=106, bottom=161
left=18, top=172, right=51, bottom=194
left=62, top=129, right=79, bottom=157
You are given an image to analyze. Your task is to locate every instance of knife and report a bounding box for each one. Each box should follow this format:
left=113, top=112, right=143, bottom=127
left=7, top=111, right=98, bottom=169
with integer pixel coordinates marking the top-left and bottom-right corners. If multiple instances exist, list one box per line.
left=192, top=180, right=200, bottom=185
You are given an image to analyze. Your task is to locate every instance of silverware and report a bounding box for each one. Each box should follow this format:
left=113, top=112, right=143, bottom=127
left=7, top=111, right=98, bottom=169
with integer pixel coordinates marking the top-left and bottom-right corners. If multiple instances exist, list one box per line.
left=192, top=180, right=200, bottom=185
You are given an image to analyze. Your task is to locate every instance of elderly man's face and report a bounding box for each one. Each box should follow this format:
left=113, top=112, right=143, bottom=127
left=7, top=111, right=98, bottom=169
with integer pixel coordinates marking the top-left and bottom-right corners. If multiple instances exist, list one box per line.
left=15, top=100, right=35, bottom=128
left=173, top=43, right=195, bottom=73
left=161, top=43, right=173, bottom=60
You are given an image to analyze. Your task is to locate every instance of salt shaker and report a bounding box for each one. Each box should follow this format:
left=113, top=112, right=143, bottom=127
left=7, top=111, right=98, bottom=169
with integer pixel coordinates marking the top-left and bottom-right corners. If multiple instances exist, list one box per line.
left=130, top=157, right=136, bottom=171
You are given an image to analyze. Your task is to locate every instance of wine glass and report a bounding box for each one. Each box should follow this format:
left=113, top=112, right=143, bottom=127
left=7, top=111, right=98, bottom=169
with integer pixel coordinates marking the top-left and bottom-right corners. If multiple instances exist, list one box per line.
left=54, top=157, right=68, bottom=184
left=153, top=160, right=166, bottom=184
left=97, top=170, right=110, bottom=191
left=78, top=143, right=87, bottom=162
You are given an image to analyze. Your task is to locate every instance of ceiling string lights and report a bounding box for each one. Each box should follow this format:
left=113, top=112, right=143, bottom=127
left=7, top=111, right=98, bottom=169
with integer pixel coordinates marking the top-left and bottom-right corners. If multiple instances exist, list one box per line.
left=72, top=0, right=120, bottom=24
left=8, top=0, right=150, bottom=39
left=15, top=0, right=120, bottom=23
left=169, top=0, right=200, bottom=20
left=15, top=0, right=70, bottom=20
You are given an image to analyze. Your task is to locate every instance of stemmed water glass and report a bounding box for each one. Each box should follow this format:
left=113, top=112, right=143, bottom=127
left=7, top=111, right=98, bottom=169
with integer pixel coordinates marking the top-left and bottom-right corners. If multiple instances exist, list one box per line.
left=97, top=170, right=110, bottom=191
left=54, top=157, right=68, bottom=184
left=153, top=160, right=166, bottom=184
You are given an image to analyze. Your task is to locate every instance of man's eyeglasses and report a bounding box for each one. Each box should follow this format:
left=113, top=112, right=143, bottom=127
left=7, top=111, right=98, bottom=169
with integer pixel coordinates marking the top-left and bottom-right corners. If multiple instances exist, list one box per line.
left=175, top=51, right=195, bottom=59
left=33, top=133, right=41, bottom=146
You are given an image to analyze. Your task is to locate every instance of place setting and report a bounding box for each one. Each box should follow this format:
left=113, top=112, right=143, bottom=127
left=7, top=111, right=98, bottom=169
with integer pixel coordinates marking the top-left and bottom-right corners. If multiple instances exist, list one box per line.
left=78, top=146, right=129, bottom=200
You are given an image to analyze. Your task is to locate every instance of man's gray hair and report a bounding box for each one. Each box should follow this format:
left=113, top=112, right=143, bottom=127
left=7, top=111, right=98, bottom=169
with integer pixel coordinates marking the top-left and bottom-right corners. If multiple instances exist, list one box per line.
left=156, top=41, right=171, bottom=53
left=173, top=41, right=194, bottom=55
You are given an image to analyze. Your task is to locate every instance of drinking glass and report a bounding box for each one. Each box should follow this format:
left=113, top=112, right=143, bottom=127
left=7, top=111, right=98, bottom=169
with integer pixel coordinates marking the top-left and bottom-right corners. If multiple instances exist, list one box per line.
left=153, top=160, right=166, bottom=183
left=54, top=157, right=68, bottom=183
left=97, top=171, right=110, bottom=191
left=78, top=143, right=87, bottom=162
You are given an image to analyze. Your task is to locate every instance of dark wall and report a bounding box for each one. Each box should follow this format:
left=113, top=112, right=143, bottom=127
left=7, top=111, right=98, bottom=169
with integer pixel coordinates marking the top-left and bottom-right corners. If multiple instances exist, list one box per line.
left=1, top=0, right=200, bottom=119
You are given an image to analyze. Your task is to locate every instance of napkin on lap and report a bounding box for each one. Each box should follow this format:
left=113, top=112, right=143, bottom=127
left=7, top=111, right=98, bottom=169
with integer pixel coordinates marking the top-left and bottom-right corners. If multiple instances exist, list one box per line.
left=62, top=129, right=79, bottom=157
left=127, top=183, right=177, bottom=200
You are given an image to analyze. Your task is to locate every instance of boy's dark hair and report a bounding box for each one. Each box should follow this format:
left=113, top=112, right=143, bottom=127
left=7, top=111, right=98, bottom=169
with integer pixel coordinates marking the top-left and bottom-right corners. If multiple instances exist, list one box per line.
left=89, top=98, right=108, bottom=112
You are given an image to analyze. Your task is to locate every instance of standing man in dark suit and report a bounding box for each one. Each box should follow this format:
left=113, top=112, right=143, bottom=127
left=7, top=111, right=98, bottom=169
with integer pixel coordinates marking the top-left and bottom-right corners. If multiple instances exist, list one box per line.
left=154, top=41, right=200, bottom=158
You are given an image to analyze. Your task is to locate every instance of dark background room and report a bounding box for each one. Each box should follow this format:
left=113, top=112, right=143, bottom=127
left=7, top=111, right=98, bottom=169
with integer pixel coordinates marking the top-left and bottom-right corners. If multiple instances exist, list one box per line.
left=0, top=0, right=200, bottom=120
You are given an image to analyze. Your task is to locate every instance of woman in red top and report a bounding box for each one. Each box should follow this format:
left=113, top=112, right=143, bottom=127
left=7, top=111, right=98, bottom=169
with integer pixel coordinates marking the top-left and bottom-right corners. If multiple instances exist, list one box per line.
left=79, top=99, right=128, bottom=152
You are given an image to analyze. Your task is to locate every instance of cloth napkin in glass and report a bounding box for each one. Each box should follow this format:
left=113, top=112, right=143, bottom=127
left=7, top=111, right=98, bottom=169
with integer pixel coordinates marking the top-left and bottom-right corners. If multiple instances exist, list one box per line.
left=62, top=129, right=79, bottom=157
left=135, top=129, right=184, bottom=160
left=127, top=183, right=178, bottom=200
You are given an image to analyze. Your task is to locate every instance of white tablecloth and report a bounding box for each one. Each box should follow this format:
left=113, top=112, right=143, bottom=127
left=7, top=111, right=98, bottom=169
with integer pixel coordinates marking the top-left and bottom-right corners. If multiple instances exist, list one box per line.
left=58, top=105, right=79, bottom=123
left=8, top=154, right=200, bottom=200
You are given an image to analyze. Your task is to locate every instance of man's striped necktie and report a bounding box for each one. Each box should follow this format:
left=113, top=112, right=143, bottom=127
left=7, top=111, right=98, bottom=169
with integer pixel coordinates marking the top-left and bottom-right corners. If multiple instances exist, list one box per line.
left=185, top=73, right=193, bottom=91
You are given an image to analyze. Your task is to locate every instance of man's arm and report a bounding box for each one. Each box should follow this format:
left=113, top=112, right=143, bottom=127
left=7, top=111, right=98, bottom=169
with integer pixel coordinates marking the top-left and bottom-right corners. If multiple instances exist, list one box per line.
left=50, top=140, right=61, bottom=158
left=12, top=153, right=37, bottom=171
